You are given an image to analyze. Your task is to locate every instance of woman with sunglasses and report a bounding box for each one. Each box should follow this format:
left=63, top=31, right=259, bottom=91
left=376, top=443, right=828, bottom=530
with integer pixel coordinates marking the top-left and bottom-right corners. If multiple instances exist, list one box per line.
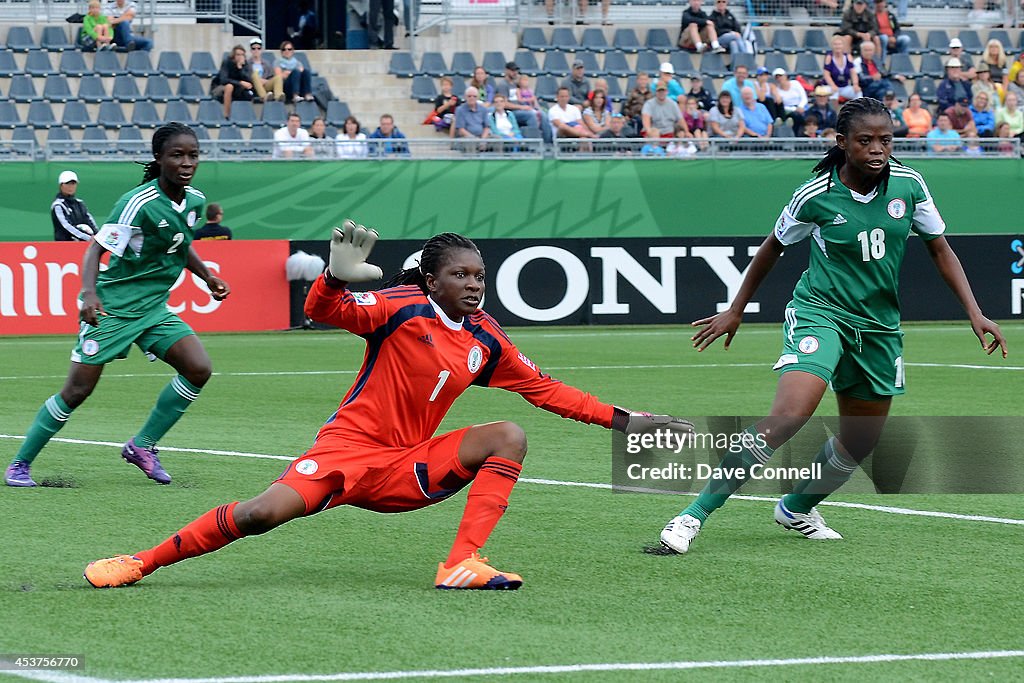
left=275, top=41, right=313, bottom=104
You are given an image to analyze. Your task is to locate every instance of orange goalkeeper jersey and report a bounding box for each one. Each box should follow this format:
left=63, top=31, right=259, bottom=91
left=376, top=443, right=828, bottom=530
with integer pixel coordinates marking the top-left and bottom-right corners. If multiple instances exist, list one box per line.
left=304, top=275, right=615, bottom=448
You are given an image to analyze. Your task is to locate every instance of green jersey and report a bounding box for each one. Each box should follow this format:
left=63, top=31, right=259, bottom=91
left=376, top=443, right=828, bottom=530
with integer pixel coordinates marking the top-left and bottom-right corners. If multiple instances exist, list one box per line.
left=772, top=163, right=945, bottom=331
left=93, top=179, right=206, bottom=317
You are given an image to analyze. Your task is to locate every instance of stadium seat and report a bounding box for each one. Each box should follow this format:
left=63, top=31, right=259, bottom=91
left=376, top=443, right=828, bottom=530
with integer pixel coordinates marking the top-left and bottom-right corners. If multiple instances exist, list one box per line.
left=93, top=50, right=125, bottom=76
left=449, top=51, right=475, bottom=77
left=157, top=50, right=188, bottom=77
left=702, top=75, right=717, bottom=98
left=483, top=51, right=507, bottom=76
left=636, top=50, right=661, bottom=75
left=888, top=53, right=915, bottom=78
left=612, top=28, right=641, bottom=53
left=914, top=77, right=937, bottom=103
left=920, top=53, right=944, bottom=78
left=117, top=126, right=148, bottom=154
left=542, top=50, right=571, bottom=76
left=987, top=30, right=1012, bottom=51
left=188, top=51, right=218, bottom=78
left=645, top=29, right=673, bottom=52
left=6, top=26, right=38, bottom=52
left=513, top=50, right=541, bottom=76
left=229, top=100, right=259, bottom=128
left=521, top=27, right=550, bottom=52
left=42, top=74, right=73, bottom=102
left=131, top=101, right=162, bottom=128
left=699, top=52, right=728, bottom=78
left=294, top=52, right=316, bottom=76
left=925, top=30, right=949, bottom=52
left=144, top=74, right=174, bottom=102
left=126, top=50, right=156, bottom=77
left=46, top=126, right=74, bottom=148
left=97, top=101, right=128, bottom=128
left=177, top=74, right=208, bottom=103
left=61, top=100, right=91, bottom=128
left=904, top=29, right=924, bottom=55
left=804, top=29, right=829, bottom=52
left=388, top=51, right=417, bottom=77
left=730, top=52, right=756, bottom=74
left=112, top=74, right=142, bottom=102
left=420, top=51, right=448, bottom=77
left=12, top=126, right=40, bottom=158
left=216, top=125, right=246, bottom=154
left=604, top=76, right=624, bottom=102
left=41, top=26, right=74, bottom=51
left=9, top=75, right=40, bottom=102
left=295, top=100, right=319, bottom=125
left=534, top=75, right=559, bottom=102
left=250, top=124, right=275, bottom=154
left=191, top=125, right=211, bottom=141
left=521, top=124, right=542, bottom=139
left=0, top=101, right=21, bottom=129
left=762, top=52, right=789, bottom=74
left=0, top=50, right=19, bottom=76
left=82, top=125, right=111, bottom=154
left=261, top=100, right=288, bottom=127
left=771, top=28, right=800, bottom=54
left=669, top=51, right=697, bottom=78
left=603, top=51, right=631, bottom=78
left=773, top=123, right=794, bottom=137
left=58, top=50, right=89, bottom=76
left=575, top=51, right=601, bottom=75
left=890, top=80, right=909, bottom=102
left=26, top=50, right=56, bottom=76
left=551, top=28, right=580, bottom=52
left=28, top=101, right=57, bottom=128
left=197, top=100, right=227, bottom=128
left=581, top=29, right=609, bottom=53
left=750, top=28, right=767, bottom=52
left=956, top=30, right=983, bottom=54
left=794, top=52, right=822, bottom=78
left=164, top=100, right=196, bottom=126
left=326, top=100, right=351, bottom=127
left=411, top=75, right=437, bottom=102
left=78, top=74, right=110, bottom=103
left=450, top=77, right=466, bottom=97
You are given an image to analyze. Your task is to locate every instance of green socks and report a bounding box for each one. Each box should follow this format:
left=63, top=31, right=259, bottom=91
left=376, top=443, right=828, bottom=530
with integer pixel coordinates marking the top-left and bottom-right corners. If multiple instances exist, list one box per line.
left=134, top=375, right=202, bottom=448
left=783, top=437, right=859, bottom=514
left=13, top=394, right=73, bottom=465
left=681, top=426, right=775, bottom=523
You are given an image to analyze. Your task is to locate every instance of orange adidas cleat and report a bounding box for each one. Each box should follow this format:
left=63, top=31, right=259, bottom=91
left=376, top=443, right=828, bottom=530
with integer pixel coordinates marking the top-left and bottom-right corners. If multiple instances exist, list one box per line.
left=84, top=555, right=145, bottom=588
left=435, top=552, right=523, bottom=590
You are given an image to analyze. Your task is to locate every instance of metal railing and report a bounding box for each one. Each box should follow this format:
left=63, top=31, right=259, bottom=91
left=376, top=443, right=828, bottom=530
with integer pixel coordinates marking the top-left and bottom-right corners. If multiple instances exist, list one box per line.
left=0, top=1, right=263, bottom=37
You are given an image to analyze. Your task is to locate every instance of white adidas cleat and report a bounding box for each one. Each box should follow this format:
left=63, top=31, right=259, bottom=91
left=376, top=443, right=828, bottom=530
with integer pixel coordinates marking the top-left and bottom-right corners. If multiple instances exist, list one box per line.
left=774, top=499, right=843, bottom=540
left=659, top=514, right=702, bottom=554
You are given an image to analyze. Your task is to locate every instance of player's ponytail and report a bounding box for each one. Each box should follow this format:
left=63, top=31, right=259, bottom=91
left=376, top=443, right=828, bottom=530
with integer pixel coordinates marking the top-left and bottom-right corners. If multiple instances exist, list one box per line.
left=811, top=97, right=896, bottom=194
left=382, top=232, right=481, bottom=294
left=136, top=122, right=198, bottom=186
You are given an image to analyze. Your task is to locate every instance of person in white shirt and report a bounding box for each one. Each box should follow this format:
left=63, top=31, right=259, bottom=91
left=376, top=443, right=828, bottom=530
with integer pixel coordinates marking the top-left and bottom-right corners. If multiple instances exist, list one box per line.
left=336, top=115, right=368, bottom=159
left=548, top=86, right=596, bottom=140
left=771, top=68, right=809, bottom=135
left=104, top=0, right=151, bottom=50
left=273, top=112, right=313, bottom=159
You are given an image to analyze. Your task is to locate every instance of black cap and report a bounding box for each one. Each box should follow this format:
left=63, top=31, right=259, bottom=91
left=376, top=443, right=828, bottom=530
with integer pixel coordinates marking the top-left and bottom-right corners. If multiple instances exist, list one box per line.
left=505, top=61, right=520, bottom=71
left=957, top=95, right=970, bottom=105
left=884, top=89, right=896, bottom=97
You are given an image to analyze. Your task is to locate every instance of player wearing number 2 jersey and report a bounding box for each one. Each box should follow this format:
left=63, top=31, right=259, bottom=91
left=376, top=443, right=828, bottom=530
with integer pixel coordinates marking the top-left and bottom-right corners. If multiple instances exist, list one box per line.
left=4, top=123, right=231, bottom=489
left=659, top=97, right=1006, bottom=554
left=85, top=225, right=693, bottom=591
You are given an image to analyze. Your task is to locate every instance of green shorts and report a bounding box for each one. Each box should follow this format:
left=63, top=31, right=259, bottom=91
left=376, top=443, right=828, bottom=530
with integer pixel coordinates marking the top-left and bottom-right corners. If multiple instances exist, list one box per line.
left=772, top=302, right=905, bottom=401
left=71, top=307, right=195, bottom=366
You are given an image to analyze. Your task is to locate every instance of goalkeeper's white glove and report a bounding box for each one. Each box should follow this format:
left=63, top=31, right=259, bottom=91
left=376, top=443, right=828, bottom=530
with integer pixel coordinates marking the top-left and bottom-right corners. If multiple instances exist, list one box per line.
left=612, top=406, right=695, bottom=436
left=327, top=220, right=383, bottom=283
left=76, top=223, right=95, bottom=236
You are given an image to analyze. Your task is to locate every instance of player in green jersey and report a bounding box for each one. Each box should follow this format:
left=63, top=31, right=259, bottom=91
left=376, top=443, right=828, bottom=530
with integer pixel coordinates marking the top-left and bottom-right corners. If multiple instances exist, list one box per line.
left=5, top=123, right=230, bottom=488
left=659, top=97, right=1007, bottom=552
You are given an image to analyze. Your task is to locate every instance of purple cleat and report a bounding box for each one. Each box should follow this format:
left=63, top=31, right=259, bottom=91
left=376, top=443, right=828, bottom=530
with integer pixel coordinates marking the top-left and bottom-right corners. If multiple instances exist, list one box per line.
left=121, top=438, right=171, bottom=484
left=5, top=460, right=37, bottom=487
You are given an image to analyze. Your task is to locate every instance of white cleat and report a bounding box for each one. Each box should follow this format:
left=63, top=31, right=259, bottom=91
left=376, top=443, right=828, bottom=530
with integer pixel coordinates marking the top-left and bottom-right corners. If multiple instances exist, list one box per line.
left=774, top=499, right=843, bottom=540
left=660, top=514, right=702, bottom=554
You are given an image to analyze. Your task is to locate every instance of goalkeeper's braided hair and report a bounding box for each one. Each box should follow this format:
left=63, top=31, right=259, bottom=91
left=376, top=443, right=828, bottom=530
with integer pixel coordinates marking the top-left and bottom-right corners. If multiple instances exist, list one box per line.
left=811, top=97, right=898, bottom=195
left=383, top=233, right=481, bottom=293
left=137, top=122, right=199, bottom=186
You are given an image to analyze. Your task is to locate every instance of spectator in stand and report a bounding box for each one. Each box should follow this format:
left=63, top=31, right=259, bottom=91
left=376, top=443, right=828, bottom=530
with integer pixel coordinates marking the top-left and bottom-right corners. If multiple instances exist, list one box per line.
left=927, top=113, right=963, bottom=153
left=708, top=90, right=746, bottom=138
left=947, top=39, right=975, bottom=77
left=368, top=0, right=395, bottom=50
left=754, top=67, right=777, bottom=118
left=823, top=34, right=861, bottom=100
left=429, top=77, right=461, bottom=134
left=275, top=41, right=313, bottom=104
left=801, top=113, right=820, bottom=138
left=944, top=96, right=977, bottom=138
left=290, top=1, right=319, bottom=49
left=516, top=74, right=551, bottom=141
left=274, top=112, right=313, bottom=159
left=855, top=41, right=896, bottom=101
left=496, top=62, right=544, bottom=136
left=807, top=85, right=838, bottom=130
left=454, top=87, right=491, bottom=143
left=588, top=79, right=615, bottom=111
left=709, top=0, right=752, bottom=55
left=902, top=92, right=933, bottom=138
left=562, top=61, right=591, bottom=107
left=937, top=58, right=972, bottom=113
left=873, top=0, right=908, bottom=54
left=667, top=123, right=698, bottom=156
left=995, top=122, right=1016, bottom=154
left=771, top=68, right=808, bottom=134
left=1007, top=70, right=1024, bottom=110
left=80, top=1, right=114, bottom=51
left=583, top=89, right=612, bottom=135
left=721, top=64, right=756, bottom=105
left=308, top=117, right=335, bottom=158
left=687, top=75, right=714, bottom=111
left=598, top=113, right=632, bottom=154
left=652, top=63, right=685, bottom=102
left=642, top=82, right=685, bottom=138
left=1008, top=53, right=1024, bottom=92
left=622, top=72, right=652, bottom=135
left=839, top=0, right=880, bottom=55
left=738, top=86, right=773, bottom=138
left=996, top=92, right=1023, bottom=138
left=883, top=90, right=909, bottom=136
left=214, top=45, right=255, bottom=118
left=104, top=0, right=152, bottom=51
left=369, top=114, right=409, bottom=155
left=488, top=94, right=523, bottom=142
left=971, top=92, right=995, bottom=137
left=467, top=66, right=494, bottom=105
left=678, top=0, right=726, bottom=53
left=51, top=170, right=97, bottom=242
left=545, top=0, right=611, bottom=26
left=336, top=116, right=369, bottom=159
left=195, top=204, right=233, bottom=241
left=972, top=63, right=999, bottom=110
left=549, top=86, right=597, bottom=140
left=248, top=38, right=284, bottom=103
left=682, top=95, right=708, bottom=142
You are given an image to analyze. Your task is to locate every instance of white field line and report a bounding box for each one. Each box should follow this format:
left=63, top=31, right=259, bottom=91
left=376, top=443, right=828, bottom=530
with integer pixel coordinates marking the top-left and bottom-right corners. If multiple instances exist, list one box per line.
left=5, top=649, right=1024, bottom=683
left=1, top=435, right=1023, bottom=528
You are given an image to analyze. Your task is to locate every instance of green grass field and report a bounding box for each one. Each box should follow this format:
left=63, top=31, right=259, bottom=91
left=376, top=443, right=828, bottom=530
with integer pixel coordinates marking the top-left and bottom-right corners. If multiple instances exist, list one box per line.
left=1, top=323, right=1023, bottom=682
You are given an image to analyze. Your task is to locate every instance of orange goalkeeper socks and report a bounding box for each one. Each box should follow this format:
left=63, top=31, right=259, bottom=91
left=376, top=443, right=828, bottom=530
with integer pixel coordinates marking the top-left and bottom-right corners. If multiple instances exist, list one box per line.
left=135, top=501, right=244, bottom=575
left=445, top=457, right=522, bottom=568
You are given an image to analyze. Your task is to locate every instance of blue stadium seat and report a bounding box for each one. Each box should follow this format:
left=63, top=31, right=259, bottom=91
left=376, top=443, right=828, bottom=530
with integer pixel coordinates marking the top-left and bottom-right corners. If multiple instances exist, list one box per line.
left=670, top=51, right=697, bottom=78
left=6, top=26, right=38, bottom=52
left=12, top=126, right=40, bottom=158
left=411, top=75, right=437, bottom=102
left=636, top=50, right=661, bottom=75
left=117, top=126, right=148, bottom=154
left=326, top=100, right=351, bottom=127
left=188, top=51, right=218, bottom=78
left=483, top=51, right=507, bottom=76
left=575, top=51, right=601, bottom=75
left=388, top=51, right=417, bottom=77
left=542, top=50, right=571, bottom=76
left=603, top=51, right=631, bottom=78
left=0, top=50, right=19, bottom=76
left=41, top=26, right=74, bottom=51
left=78, top=74, right=110, bottom=103
left=295, top=100, right=319, bottom=125
left=420, top=51, right=448, bottom=77
left=156, top=51, right=187, bottom=77
left=250, top=124, right=274, bottom=154
left=920, top=53, right=944, bottom=78
left=191, top=125, right=211, bottom=141
left=956, top=30, right=983, bottom=54
left=177, top=75, right=208, bottom=103
left=97, top=101, right=128, bottom=129
left=261, top=100, right=288, bottom=127
left=794, top=52, right=822, bottom=78
left=82, top=125, right=111, bottom=154
left=550, top=29, right=578, bottom=52
left=61, top=100, right=92, bottom=128
left=217, top=125, right=246, bottom=154
left=58, top=50, right=89, bottom=76
left=164, top=100, right=196, bottom=126
left=513, top=50, right=541, bottom=76
left=890, top=80, right=909, bottom=102
left=93, top=50, right=125, bottom=76
left=888, top=53, right=915, bottom=78
left=131, top=101, right=162, bottom=128
left=450, top=51, right=476, bottom=77
left=521, top=27, right=550, bottom=52
left=229, top=100, right=259, bottom=128
left=0, top=101, right=21, bottom=128
left=197, top=99, right=227, bottom=128
left=730, top=52, right=757, bottom=73
left=25, top=50, right=56, bottom=76
left=773, top=123, right=794, bottom=137
left=702, top=75, right=717, bottom=98
left=581, top=28, right=609, bottom=53
left=145, top=74, right=174, bottom=102
left=9, top=75, right=40, bottom=102
left=126, top=50, right=156, bottom=76
left=925, top=30, right=949, bottom=52
left=645, top=29, right=673, bottom=52
left=521, top=125, right=542, bottom=139
left=612, top=28, right=641, bottom=53
left=112, top=74, right=142, bottom=102
left=699, top=52, right=728, bottom=78
left=46, top=126, right=74, bottom=148
left=604, top=76, right=624, bottom=102
left=450, top=77, right=466, bottom=98
left=771, top=29, right=800, bottom=54
left=987, top=30, right=1012, bottom=51
left=27, top=101, right=56, bottom=129
left=762, top=52, right=789, bottom=74
left=43, top=74, right=73, bottom=102
left=534, top=75, right=559, bottom=102
left=914, top=77, right=937, bottom=103
left=904, top=29, right=924, bottom=55
left=804, top=29, right=829, bottom=52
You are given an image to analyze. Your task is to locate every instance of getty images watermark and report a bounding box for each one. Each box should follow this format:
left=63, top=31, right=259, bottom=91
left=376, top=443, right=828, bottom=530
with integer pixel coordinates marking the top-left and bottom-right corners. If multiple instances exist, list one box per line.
left=612, top=416, right=1024, bottom=495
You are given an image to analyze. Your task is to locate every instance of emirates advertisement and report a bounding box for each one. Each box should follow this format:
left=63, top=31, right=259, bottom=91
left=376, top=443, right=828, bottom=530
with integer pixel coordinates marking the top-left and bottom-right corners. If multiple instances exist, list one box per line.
left=0, top=240, right=290, bottom=335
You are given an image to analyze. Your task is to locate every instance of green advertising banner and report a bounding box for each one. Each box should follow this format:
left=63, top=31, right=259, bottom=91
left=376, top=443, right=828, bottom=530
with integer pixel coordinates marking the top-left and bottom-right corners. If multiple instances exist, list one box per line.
left=9, top=159, right=1021, bottom=242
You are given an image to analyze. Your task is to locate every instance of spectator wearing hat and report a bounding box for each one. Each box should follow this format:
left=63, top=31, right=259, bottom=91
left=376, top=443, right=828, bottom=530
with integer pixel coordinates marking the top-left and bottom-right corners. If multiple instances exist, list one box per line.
left=721, top=64, right=756, bottom=106
left=104, top=0, right=152, bottom=51
left=51, top=171, right=97, bottom=242
left=855, top=40, right=896, bottom=101
left=839, top=0, right=880, bottom=56
left=738, top=87, right=772, bottom=138
left=642, top=82, right=685, bottom=137
left=495, top=62, right=537, bottom=130
left=678, top=0, right=726, bottom=53
left=947, top=39, right=975, bottom=76
left=945, top=96, right=978, bottom=138
left=901, top=92, right=932, bottom=138
left=651, top=63, right=685, bottom=102
left=970, top=91, right=995, bottom=137
left=808, top=85, right=838, bottom=130
left=195, top=204, right=233, bottom=241
left=709, top=0, right=752, bottom=55
left=248, top=38, right=284, bottom=102
left=883, top=90, right=909, bottom=136
left=562, top=60, right=592, bottom=106
left=937, top=58, right=973, bottom=112
left=771, top=68, right=808, bottom=134
left=687, top=74, right=714, bottom=111
left=752, top=66, right=778, bottom=118
left=972, top=62, right=999, bottom=110
left=926, top=113, right=963, bottom=153
left=873, top=0, right=909, bottom=54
